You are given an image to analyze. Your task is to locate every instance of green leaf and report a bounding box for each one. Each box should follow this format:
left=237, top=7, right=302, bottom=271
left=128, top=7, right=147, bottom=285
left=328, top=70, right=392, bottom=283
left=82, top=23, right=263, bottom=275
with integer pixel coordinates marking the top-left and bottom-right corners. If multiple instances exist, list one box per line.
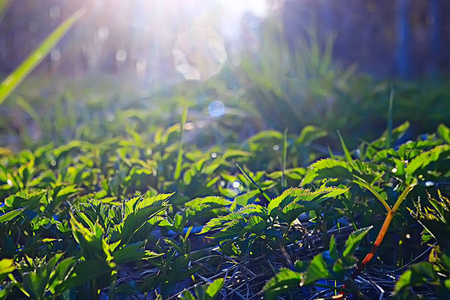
left=268, top=187, right=347, bottom=218
left=296, top=125, right=327, bottom=145
left=179, top=290, right=196, bottom=300
left=301, top=253, right=330, bottom=286
left=22, top=253, right=63, bottom=300
left=301, top=159, right=353, bottom=185
left=205, top=278, right=224, bottom=299
left=247, top=130, right=283, bottom=144
left=329, top=235, right=339, bottom=261
left=113, top=242, right=162, bottom=265
left=48, top=257, right=77, bottom=295
left=185, top=196, right=231, bottom=209
left=342, top=226, right=373, bottom=258
left=111, top=194, right=171, bottom=246
left=57, top=259, right=112, bottom=293
left=406, top=145, right=450, bottom=175
left=0, top=8, right=86, bottom=105
left=395, top=262, right=439, bottom=294
left=231, top=189, right=260, bottom=211
left=244, top=215, right=266, bottom=233
left=0, top=206, right=28, bottom=223
left=263, top=268, right=302, bottom=300
left=437, top=124, right=450, bottom=144
left=0, top=258, right=15, bottom=282
left=222, top=149, right=253, bottom=160
left=113, top=204, right=167, bottom=245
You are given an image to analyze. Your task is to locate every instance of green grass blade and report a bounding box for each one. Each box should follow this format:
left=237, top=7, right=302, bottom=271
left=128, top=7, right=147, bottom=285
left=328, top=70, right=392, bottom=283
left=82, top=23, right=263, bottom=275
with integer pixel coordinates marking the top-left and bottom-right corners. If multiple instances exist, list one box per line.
left=235, top=163, right=271, bottom=203
left=337, top=130, right=352, bottom=162
left=0, top=8, right=86, bottom=106
left=327, top=145, right=335, bottom=159
left=387, top=84, right=394, bottom=149
left=281, top=128, right=288, bottom=189
left=16, top=96, right=42, bottom=128
left=174, top=104, right=188, bottom=180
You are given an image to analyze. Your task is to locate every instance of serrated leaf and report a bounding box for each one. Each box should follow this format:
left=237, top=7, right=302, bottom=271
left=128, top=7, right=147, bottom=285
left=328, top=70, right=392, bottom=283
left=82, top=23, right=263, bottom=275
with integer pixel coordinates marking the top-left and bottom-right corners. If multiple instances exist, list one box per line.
left=302, top=159, right=352, bottom=185
left=22, top=253, right=63, bottom=300
left=56, top=259, right=112, bottom=294
left=112, top=204, right=167, bottom=246
left=179, top=290, right=196, bottom=300
left=296, top=125, right=327, bottom=145
left=437, top=124, right=450, bottom=144
left=247, top=130, right=283, bottom=144
left=395, top=262, right=438, bottom=294
left=0, top=258, right=15, bottom=282
left=244, top=215, right=266, bottom=233
left=205, top=278, right=224, bottom=299
left=406, top=145, right=450, bottom=175
left=185, top=196, right=231, bottom=209
left=342, top=226, right=373, bottom=258
left=113, top=242, right=162, bottom=265
left=268, top=187, right=347, bottom=217
left=301, top=253, right=330, bottom=286
left=0, top=206, right=28, bottom=223
left=231, top=189, right=261, bottom=211
left=263, top=268, right=302, bottom=300
left=329, top=235, right=339, bottom=261
left=48, top=257, right=77, bottom=294
left=222, top=149, right=252, bottom=159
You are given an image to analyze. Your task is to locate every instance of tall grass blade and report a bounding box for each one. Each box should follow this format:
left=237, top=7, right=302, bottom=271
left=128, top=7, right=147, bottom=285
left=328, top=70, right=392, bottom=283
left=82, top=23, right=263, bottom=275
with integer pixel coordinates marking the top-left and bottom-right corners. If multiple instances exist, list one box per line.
left=337, top=130, right=352, bottom=162
left=387, top=84, right=394, bottom=149
left=174, top=104, right=188, bottom=180
left=16, top=96, right=42, bottom=128
left=281, top=128, right=288, bottom=189
left=235, top=163, right=271, bottom=203
left=0, top=8, right=86, bottom=106
left=327, top=145, right=335, bottom=159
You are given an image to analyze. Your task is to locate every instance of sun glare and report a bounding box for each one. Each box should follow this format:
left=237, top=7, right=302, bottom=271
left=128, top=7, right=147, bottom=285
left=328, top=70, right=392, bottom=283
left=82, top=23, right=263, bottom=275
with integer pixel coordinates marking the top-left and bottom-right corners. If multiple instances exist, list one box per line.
left=119, top=0, right=270, bottom=80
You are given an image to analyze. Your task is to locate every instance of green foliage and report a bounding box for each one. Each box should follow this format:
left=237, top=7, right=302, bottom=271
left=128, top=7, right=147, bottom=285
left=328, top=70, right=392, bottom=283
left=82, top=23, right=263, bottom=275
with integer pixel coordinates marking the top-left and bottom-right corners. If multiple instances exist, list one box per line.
left=179, top=278, right=224, bottom=300
left=263, top=226, right=372, bottom=299
left=0, top=120, right=449, bottom=298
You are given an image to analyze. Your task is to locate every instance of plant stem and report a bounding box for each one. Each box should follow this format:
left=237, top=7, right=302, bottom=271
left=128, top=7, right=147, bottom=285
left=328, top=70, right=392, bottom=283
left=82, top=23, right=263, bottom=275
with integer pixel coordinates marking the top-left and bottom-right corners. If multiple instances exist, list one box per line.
left=351, top=181, right=416, bottom=279
left=354, top=177, right=391, bottom=213
left=351, top=210, right=394, bottom=279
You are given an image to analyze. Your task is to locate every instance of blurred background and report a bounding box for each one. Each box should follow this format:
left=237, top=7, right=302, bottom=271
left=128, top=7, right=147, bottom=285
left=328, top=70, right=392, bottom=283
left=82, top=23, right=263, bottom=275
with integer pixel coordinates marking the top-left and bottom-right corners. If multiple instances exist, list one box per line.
left=0, top=0, right=449, bottom=149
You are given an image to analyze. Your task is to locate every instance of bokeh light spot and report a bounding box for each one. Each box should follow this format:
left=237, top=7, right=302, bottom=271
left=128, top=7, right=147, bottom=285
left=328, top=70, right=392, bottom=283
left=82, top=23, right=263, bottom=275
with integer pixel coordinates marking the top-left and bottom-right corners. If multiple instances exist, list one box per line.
left=49, top=6, right=60, bottom=19
left=208, top=100, right=224, bottom=117
left=115, top=50, right=127, bottom=62
left=98, top=26, right=110, bottom=40
left=50, top=49, right=61, bottom=61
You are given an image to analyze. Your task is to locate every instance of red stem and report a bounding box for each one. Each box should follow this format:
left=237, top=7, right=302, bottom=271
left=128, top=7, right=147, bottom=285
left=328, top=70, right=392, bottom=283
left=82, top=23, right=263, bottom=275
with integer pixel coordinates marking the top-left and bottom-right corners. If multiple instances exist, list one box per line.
left=351, top=211, right=394, bottom=279
left=339, top=211, right=394, bottom=297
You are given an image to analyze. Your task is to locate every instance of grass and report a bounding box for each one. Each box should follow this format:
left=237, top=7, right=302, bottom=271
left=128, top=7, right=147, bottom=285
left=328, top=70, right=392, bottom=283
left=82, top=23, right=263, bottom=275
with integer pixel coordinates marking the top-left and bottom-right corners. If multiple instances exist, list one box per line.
left=0, top=102, right=449, bottom=298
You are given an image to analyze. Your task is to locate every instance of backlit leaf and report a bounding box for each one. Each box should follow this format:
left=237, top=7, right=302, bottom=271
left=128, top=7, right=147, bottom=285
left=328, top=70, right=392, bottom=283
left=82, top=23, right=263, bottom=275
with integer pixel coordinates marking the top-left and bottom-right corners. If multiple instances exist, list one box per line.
left=342, top=226, right=373, bottom=258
